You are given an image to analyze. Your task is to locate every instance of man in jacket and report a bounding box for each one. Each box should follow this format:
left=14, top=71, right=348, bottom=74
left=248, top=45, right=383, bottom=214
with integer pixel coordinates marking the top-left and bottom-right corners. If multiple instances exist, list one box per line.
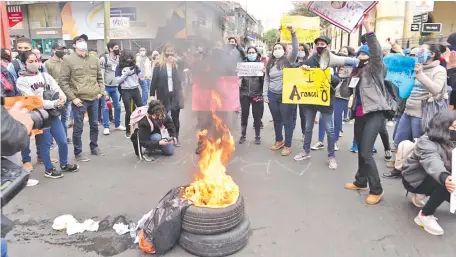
left=293, top=36, right=340, bottom=170
left=137, top=47, right=152, bottom=106
left=59, top=34, right=105, bottom=162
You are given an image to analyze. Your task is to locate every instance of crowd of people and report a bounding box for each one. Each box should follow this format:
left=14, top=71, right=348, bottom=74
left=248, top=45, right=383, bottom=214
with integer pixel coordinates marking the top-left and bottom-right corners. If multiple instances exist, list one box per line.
left=1, top=10, right=456, bottom=237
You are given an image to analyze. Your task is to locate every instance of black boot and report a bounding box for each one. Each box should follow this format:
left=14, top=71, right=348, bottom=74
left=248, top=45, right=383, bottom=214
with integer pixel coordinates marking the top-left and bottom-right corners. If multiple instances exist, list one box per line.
left=382, top=169, right=402, bottom=179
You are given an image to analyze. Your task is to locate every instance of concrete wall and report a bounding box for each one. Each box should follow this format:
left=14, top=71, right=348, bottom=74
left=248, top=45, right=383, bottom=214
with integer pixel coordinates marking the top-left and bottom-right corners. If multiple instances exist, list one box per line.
left=429, top=1, right=456, bottom=37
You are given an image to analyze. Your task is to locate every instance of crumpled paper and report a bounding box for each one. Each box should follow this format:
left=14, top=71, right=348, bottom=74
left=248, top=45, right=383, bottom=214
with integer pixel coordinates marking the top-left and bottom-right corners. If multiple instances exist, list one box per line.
left=52, top=214, right=99, bottom=235
left=113, top=222, right=130, bottom=235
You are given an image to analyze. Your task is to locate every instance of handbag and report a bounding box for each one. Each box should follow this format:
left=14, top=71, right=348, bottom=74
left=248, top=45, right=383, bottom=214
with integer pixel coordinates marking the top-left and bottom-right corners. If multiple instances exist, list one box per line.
left=41, top=73, right=64, bottom=117
left=421, top=96, right=449, bottom=132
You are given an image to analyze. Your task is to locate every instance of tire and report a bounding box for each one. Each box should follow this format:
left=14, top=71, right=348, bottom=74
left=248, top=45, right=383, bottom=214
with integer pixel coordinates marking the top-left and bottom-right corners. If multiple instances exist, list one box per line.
left=179, top=217, right=251, bottom=257
left=182, top=195, right=245, bottom=235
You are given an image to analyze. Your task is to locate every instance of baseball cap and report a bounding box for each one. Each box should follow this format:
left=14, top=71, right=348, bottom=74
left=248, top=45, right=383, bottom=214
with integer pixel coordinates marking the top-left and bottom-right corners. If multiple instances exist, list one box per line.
left=72, top=34, right=88, bottom=45
left=314, top=36, right=331, bottom=45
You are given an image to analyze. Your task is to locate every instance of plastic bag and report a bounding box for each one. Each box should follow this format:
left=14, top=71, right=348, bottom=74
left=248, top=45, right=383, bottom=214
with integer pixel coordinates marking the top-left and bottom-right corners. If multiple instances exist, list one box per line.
left=141, top=185, right=191, bottom=255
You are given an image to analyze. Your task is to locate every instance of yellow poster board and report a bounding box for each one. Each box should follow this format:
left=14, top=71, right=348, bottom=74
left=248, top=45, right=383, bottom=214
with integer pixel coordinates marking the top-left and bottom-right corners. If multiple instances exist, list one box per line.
left=280, top=16, right=320, bottom=43
left=282, top=68, right=331, bottom=106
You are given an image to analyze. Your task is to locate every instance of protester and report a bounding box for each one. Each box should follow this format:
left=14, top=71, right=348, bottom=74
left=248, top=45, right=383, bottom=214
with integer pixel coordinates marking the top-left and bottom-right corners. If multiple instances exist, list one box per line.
left=59, top=34, right=105, bottom=162
left=293, top=36, right=340, bottom=170
left=296, top=43, right=310, bottom=63
left=99, top=40, right=126, bottom=135
left=150, top=43, right=183, bottom=146
left=115, top=49, right=143, bottom=139
left=263, top=25, right=298, bottom=156
left=133, top=99, right=177, bottom=156
left=239, top=46, right=264, bottom=145
left=16, top=51, right=79, bottom=178
left=1, top=48, right=19, bottom=97
left=445, top=32, right=456, bottom=108
left=137, top=47, right=152, bottom=105
left=341, top=14, right=393, bottom=204
left=227, top=37, right=246, bottom=74
left=8, top=37, right=32, bottom=82
left=402, top=109, right=456, bottom=236
left=31, top=48, right=47, bottom=73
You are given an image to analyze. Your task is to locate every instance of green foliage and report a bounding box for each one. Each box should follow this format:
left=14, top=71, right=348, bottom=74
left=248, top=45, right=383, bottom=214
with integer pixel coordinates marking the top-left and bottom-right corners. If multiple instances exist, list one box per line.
left=264, top=29, right=278, bottom=49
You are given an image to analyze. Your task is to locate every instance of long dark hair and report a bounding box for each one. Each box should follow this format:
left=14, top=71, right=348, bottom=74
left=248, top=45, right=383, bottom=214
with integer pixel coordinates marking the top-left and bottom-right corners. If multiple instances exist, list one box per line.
left=20, top=50, right=36, bottom=64
left=119, top=49, right=136, bottom=69
left=266, top=43, right=290, bottom=77
left=426, top=109, right=456, bottom=171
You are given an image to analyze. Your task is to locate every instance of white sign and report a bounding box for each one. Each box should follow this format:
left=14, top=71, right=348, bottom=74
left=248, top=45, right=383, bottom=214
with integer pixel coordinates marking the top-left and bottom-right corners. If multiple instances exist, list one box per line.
left=110, top=17, right=130, bottom=29
left=307, top=1, right=378, bottom=33
left=413, top=0, right=434, bottom=14
left=236, top=62, right=264, bottom=77
left=451, top=148, right=456, bottom=213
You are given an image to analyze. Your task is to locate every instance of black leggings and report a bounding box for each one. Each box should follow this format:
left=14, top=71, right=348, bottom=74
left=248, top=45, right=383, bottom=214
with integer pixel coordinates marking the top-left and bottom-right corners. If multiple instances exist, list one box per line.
left=121, top=88, right=142, bottom=133
left=379, top=122, right=391, bottom=151
left=240, top=96, right=264, bottom=137
left=403, top=176, right=450, bottom=216
left=170, top=109, right=180, bottom=139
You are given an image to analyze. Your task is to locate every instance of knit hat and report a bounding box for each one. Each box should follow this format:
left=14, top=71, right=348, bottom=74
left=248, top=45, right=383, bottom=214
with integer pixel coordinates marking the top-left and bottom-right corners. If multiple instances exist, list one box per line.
left=447, top=32, right=456, bottom=46
left=356, top=44, right=370, bottom=57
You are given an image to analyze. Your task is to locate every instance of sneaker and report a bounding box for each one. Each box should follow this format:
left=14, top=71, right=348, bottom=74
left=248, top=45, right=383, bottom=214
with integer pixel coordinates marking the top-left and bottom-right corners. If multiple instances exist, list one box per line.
left=344, top=183, right=368, bottom=191
left=103, top=128, right=110, bottom=135
left=239, top=136, right=246, bottom=144
left=44, top=168, right=64, bottom=179
left=311, top=142, right=324, bottom=151
left=384, top=150, right=393, bottom=161
left=67, top=138, right=73, bottom=144
left=328, top=158, right=337, bottom=170
left=125, top=132, right=131, bottom=139
left=254, top=137, right=261, bottom=145
left=75, top=153, right=90, bottom=162
left=37, top=157, right=58, bottom=164
left=115, top=125, right=127, bottom=131
left=382, top=169, right=402, bottom=179
left=386, top=121, right=395, bottom=127
left=175, top=139, right=181, bottom=147
left=334, top=142, right=339, bottom=151
left=91, top=147, right=105, bottom=156
left=411, top=193, right=426, bottom=208
left=414, top=210, right=444, bottom=236
left=294, top=151, right=311, bottom=161
left=22, top=162, right=33, bottom=172
left=280, top=146, right=292, bottom=156
left=350, top=143, right=358, bottom=153
left=366, top=192, right=384, bottom=205
left=271, top=141, right=284, bottom=151
left=50, top=143, right=57, bottom=150
left=61, top=163, right=79, bottom=172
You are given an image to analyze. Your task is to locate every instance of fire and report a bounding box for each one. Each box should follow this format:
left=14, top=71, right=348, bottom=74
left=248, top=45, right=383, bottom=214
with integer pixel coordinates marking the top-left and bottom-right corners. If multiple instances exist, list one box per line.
left=184, top=91, right=239, bottom=208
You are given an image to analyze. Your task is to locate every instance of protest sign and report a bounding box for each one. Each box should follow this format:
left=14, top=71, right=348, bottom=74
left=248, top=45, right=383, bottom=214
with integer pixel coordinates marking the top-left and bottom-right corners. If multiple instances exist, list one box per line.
left=192, top=76, right=240, bottom=111
left=307, top=1, right=378, bottom=33
left=280, top=16, right=320, bottom=43
left=451, top=148, right=456, bottom=214
left=282, top=68, right=331, bottom=106
left=237, top=62, right=264, bottom=77
left=383, top=54, right=416, bottom=99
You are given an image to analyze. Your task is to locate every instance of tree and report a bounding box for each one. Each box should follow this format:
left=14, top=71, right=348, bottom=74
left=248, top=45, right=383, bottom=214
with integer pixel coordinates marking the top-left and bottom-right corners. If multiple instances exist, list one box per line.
left=263, top=29, right=278, bottom=49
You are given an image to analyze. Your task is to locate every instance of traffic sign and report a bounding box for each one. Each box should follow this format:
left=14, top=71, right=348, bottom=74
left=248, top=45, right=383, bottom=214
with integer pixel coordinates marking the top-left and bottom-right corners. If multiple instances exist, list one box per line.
left=411, top=23, right=421, bottom=32
left=422, top=23, right=442, bottom=33
left=413, top=13, right=428, bottom=23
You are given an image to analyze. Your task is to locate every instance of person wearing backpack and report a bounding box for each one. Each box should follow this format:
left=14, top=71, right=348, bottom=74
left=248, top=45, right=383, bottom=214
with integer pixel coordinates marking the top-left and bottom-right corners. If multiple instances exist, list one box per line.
left=7, top=37, right=32, bottom=83
left=1, top=48, right=19, bottom=97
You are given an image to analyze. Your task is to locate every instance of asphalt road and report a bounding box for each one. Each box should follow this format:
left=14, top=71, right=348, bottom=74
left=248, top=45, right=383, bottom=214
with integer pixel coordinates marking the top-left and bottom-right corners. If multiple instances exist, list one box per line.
left=3, top=105, right=456, bottom=257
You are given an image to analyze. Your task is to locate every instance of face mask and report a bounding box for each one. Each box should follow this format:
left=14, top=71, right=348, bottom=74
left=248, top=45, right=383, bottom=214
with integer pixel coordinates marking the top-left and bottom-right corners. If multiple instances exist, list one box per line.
left=273, top=49, right=284, bottom=58
left=415, top=49, right=431, bottom=64
left=450, top=130, right=456, bottom=141
left=165, top=53, right=174, bottom=58
left=140, top=51, right=146, bottom=57
left=316, top=46, right=326, bottom=55
left=76, top=41, right=88, bottom=51
left=26, top=62, right=39, bottom=73
left=247, top=54, right=257, bottom=62
left=297, top=52, right=306, bottom=58
left=55, top=51, right=65, bottom=58
left=257, top=47, right=263, bottom=54
left=357, top=59, right=369, bottom=68
left=113, top=49, right=120, bottom=55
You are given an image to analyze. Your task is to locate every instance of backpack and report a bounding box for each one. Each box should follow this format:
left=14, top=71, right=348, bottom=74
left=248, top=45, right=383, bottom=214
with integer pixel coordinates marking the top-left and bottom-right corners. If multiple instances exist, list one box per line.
left=129, top=106, right=154, bottom=159
left=12, top=59, right=22, bottom=75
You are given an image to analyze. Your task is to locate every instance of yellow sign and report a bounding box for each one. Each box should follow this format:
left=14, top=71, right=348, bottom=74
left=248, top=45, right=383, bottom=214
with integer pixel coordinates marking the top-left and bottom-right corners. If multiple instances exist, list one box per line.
left=282, top=68, right=331, bottom=106
left=280, top=16, right=320, bottom=43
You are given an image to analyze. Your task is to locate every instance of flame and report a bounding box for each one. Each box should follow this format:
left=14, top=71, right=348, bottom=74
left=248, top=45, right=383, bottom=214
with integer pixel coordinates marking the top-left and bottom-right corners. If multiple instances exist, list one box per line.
left=183, top=90, right=239, bottom=208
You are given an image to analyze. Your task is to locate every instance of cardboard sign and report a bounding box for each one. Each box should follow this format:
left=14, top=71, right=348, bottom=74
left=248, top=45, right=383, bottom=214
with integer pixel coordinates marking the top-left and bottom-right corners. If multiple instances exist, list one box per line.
left=280, top=16, right=320, bottom=43
left=307, top=1, right=378, bottom=33
left=282, top=68, right=331, bottom=106
left=383, top=54, right=416, bottom=99
left=192, top=76, right=240, bottom=111
left=236, top=62, right=264, bottom=77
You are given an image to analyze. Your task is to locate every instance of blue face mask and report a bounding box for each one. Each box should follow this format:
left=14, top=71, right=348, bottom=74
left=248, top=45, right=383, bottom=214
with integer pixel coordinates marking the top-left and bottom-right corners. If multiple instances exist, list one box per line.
left=247, top=53, right=257, bottom=62
left=415, top=49, right=431, bottom=64
left=256, top=47, right=263, bottom=54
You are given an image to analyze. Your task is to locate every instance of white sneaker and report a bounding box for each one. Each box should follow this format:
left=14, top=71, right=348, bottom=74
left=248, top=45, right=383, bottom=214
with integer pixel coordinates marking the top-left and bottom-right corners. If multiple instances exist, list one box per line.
left=387, top=121, right=395, bottom=127
left=103, top=128, right=110, bottom=135
left=115, top=125, right=126, bottom=131
left=311, top=142, right=324, bottom=151
left=334, top=143, right=339, bottom=151
left=411, top=193, right=426, bottom=208
left=414, top=210, right=444, bottom=236
left=293, top=151, right=311, bottom=161
left=328, top=158, right=337, bottom=170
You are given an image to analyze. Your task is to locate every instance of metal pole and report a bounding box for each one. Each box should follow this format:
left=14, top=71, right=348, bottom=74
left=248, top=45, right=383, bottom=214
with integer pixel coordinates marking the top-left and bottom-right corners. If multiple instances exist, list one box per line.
left=104, top=1, right=110, bottom=47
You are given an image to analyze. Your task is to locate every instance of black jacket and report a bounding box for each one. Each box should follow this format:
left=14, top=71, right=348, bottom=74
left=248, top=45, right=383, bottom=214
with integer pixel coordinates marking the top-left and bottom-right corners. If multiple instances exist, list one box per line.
left=1, top=105, right=29, bottom=156
left=240, top=56, right=264, bottom=98
left=294, top=53, right=340, bottom=113
left=150, top=64, right=183, bottom=111
left=134, top=115, right=176, bottom=151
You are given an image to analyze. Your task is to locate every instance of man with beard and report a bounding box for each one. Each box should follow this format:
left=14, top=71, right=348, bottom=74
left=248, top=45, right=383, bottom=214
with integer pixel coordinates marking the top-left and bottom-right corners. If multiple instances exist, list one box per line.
left=7, top=37, right=32, bottom=82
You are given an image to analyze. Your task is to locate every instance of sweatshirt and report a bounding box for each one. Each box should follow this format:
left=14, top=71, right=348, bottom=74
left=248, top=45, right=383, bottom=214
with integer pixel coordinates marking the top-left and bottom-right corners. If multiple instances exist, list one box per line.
left=115, top=65, right=142, bottom=90
left=100, top=54, right=120, bottom=86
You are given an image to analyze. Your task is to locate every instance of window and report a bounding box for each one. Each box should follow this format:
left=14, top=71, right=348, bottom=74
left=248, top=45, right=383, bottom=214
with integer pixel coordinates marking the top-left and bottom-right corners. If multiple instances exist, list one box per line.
left=28, top=4, right=62, bottom=29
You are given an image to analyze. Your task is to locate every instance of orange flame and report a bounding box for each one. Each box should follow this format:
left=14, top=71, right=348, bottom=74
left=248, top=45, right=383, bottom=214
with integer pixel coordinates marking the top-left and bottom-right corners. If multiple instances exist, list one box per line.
left=183, top=90, right=239, bottom=208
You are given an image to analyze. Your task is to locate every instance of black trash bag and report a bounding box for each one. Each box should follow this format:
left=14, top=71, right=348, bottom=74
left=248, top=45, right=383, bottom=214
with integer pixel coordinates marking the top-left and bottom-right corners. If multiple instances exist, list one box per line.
left=142, top=185, right=191, bottom=255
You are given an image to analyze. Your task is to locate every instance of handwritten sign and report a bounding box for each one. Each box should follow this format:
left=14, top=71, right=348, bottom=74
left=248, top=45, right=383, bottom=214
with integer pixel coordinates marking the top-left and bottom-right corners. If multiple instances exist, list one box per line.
left=307, top=1, right=378, bottom=33
left=280, top=16, right=320, bottom=43
left=192, top=76, right=240, bottom=111
left=383, top=54, right=416, bottom=99
left=236, top=62, right=264, bottom=77
left=282, top=68, right=331, bottom=106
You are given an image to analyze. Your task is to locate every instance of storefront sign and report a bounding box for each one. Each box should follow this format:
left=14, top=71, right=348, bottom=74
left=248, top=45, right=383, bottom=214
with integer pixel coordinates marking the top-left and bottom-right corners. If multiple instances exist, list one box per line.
left=36, top=31, right=59, bottom=35
left=110, top=17, right=130, bottom=29
left=413, top=13, right=428, bottom=23
left=413, top=0, right=434, bottom=14
left=7, top=6, right=24, bottom=29
left=410, top=23, right=420, bottom=32
left=422, top=23, right=442, bottom=33
left=282, top=68, right=332, bottom=106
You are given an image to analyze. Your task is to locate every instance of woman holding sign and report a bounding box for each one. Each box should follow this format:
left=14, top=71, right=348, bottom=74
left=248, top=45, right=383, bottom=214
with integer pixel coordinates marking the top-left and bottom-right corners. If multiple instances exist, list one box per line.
left=263, top=25, right=298, bottom=156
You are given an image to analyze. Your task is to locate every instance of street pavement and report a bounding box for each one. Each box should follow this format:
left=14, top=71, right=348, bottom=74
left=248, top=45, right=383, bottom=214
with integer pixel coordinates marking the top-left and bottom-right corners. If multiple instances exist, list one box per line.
left=3, top=104, right=456, bottom=257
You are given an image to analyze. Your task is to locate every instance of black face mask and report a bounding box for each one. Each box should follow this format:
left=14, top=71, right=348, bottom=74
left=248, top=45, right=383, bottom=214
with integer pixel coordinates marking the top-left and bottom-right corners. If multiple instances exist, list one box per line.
left=113, top=49, right=120, bottom=55
left=55, top=51, right=65, bottom=58
left=165, top=53, right=175, bottom=58
left=357, top=59, right=369, bottom=68
left=316, top=47, right=326, bottom=55
left=450, top=130, right=456, bottom=141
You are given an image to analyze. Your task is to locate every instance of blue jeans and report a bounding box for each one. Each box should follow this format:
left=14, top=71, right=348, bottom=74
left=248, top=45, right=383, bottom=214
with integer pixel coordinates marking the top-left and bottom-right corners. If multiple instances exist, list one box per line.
left=1, top=238, right=7, bottom=257
left=37, top=117, right=69, bottom=170
left=392, top=114, right=402, bottom=141
left=72, top=99, right=99, bottom=156
left=268, top=91, right=297, bottom=147
left=394, top=113, right=423, bottom=147
left=139, top=79, right=150, bottom=106
left=151, top=133, right=174, bottom=155
left=303, top=108, right=336, bottom=158
left=60, top=100, right=72, bottom=137
left=21, top=137, right=41, bottom=163
left=334, top=98, right=349, bottom=140
left=101, top=87, right=121, bottom=128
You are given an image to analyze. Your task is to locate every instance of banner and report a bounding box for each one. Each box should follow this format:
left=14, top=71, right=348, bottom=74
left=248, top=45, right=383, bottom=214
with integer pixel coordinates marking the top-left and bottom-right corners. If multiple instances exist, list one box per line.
left=192, top=76, right=240, bottom=111
left=307, top=1, right=378, bottom=33
left=7, top=6, right=23, bottom=29
left=280, top=16, right=320, bottom=43
left=383, top=54, right=416, bottom=99
left=282, top=68, right=331, bottom=106
left=236, top=62, right=264, bottom=77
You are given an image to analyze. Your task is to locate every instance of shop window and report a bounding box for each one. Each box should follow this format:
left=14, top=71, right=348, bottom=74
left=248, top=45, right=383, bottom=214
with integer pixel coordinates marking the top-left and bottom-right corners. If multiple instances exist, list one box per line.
left=28, top=4, right=62, bottom=29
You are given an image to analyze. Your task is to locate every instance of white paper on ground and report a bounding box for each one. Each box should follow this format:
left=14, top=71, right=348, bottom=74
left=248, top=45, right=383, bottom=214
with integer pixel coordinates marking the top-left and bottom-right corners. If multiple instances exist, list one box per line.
left=450, top=149, right=456, bottom=214
left=26, top=179, right=39, bottom=187
left=113, top=222, right=129, bottom=235
left=52, top=215, right=99, bottom=235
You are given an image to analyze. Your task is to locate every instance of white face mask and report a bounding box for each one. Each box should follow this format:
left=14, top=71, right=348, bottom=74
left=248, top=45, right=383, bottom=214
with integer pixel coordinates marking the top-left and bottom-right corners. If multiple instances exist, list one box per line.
left=273, top=49, right=284, bottom=58
left=75, top=41, right=88, bottom=51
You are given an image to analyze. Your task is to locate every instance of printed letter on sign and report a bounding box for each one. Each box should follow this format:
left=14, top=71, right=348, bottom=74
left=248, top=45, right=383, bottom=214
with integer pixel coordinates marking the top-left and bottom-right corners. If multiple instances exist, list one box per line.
left=282, top=68, right=331, bottom=106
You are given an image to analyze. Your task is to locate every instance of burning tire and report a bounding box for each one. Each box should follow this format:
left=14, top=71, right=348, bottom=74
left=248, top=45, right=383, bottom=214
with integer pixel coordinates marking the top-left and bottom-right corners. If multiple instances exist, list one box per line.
left=179, top=217, right=250, bottom=257
left=182, top=196, right=245, bottom=235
